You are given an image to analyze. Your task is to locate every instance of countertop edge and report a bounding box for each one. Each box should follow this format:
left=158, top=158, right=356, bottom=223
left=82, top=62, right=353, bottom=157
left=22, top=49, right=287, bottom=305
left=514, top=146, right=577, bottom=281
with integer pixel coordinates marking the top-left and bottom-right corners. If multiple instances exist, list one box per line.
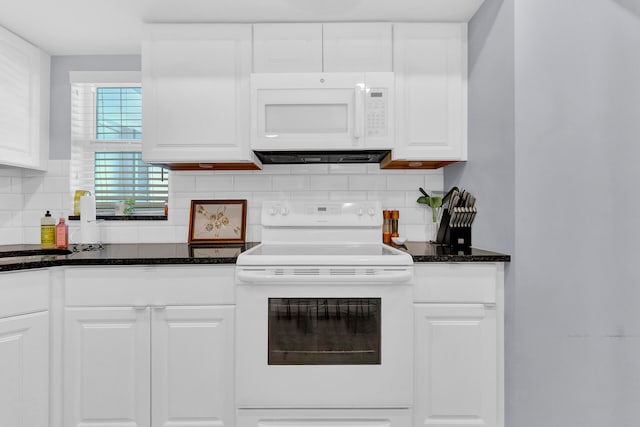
left=1, top=242, right=510, bottom=272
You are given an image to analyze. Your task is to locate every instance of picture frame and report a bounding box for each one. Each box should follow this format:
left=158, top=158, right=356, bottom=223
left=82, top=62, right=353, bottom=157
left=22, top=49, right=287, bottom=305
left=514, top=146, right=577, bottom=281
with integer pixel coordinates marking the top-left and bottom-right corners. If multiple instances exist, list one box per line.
left=188, top=199, right=247, bottom=244
left=188, top=245, right=244, bottom=258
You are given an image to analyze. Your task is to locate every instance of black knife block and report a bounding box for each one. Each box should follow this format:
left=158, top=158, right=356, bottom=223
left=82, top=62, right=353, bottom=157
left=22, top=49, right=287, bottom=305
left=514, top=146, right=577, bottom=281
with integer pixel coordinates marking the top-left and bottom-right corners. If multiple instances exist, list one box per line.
left=436, top=209, right=472, bottom=250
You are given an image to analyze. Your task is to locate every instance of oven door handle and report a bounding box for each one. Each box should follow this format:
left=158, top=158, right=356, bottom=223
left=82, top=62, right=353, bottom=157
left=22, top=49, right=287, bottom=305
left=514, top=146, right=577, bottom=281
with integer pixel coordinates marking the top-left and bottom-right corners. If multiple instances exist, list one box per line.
left=236, top=268, right=413, bottom=284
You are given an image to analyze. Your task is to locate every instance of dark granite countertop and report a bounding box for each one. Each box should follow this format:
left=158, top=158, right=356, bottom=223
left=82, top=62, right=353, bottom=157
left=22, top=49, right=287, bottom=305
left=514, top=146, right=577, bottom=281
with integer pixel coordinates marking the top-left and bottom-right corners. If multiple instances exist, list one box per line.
left=0, top=242, right=509, bottom=272
left=394, top=241, right=510, bottom=263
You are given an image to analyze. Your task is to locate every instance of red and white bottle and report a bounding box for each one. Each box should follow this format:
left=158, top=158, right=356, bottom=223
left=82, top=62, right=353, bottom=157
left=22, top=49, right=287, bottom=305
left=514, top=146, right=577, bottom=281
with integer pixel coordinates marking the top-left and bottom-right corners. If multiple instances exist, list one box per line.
left=55, top=217, right=68, bottom=249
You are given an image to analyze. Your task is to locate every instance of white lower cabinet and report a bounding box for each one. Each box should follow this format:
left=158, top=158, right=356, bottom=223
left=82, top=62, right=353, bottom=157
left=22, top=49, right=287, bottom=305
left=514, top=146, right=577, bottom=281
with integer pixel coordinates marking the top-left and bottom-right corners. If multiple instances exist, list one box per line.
left=413, top=263, right=504, bottom=427
left=63, top=266, right=236, bottom=427
left=151, top=306, right=234, bottom=427
left=414, top=304, right=497, bottom=427
left=64, top=305, right=234, bottom=427
left=0, top=269, right=50, bottom=427
left=0, top=311, right=49, bottom=427
left=64, top=307, right=151, bottom=427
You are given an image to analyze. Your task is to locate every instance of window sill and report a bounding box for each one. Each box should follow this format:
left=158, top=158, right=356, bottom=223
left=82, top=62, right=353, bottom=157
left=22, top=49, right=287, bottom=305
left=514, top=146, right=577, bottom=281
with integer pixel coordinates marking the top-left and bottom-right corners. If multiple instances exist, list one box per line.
left=68, top=215, right=168, bottom=221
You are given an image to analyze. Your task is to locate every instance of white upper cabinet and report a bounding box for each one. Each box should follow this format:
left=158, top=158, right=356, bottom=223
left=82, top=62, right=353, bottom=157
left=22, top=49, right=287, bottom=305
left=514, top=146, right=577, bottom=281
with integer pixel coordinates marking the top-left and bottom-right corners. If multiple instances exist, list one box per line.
left=253, top=24, right=322, bottom=73
left=323, top=23, right=392, bottom=72
left=142, top=24, right=260, bottom=170
left=0, top=25, right=49, bottom=171
left=252, top=23, right=392, bottom=73
left=382, top=24, right=467, bottom=169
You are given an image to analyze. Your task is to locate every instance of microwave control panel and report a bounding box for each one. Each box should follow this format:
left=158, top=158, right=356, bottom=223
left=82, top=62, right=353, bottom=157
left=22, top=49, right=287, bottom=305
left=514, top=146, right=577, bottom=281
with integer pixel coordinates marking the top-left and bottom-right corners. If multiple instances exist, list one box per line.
left=366, top=88, right=388, bottom=137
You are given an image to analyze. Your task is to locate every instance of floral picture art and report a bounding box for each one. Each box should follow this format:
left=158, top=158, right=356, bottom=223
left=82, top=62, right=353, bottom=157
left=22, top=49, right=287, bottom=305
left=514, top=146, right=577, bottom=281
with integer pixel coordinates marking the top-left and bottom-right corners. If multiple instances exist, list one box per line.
left=188, top=200, right=247, bottom=244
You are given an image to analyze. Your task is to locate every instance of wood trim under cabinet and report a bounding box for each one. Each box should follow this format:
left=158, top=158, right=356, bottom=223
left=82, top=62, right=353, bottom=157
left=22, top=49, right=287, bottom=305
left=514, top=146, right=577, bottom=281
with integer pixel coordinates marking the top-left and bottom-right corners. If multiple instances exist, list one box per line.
left=379, top=152, right=460, bottom=170
left=153, top=162, right=262, bottom=171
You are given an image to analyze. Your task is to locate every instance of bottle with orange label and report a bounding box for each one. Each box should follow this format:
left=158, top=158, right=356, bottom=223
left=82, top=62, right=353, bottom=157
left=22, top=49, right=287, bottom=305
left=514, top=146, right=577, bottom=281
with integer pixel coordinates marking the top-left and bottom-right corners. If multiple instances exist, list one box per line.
left=391, top=210, right=399, bottom=238
left=382, top=210, right=391, bottom=244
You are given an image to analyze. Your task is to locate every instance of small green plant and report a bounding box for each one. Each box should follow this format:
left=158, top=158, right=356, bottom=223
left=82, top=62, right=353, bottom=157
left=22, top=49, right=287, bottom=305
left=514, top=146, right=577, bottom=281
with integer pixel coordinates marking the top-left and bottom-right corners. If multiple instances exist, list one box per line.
left=123, top=199, right=135, bottom=216
left=417, top=187, right=458, bottom=222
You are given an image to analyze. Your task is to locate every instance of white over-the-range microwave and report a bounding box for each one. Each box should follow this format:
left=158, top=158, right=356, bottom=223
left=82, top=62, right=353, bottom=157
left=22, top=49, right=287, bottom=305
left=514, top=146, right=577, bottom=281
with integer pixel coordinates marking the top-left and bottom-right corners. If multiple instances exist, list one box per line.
left=250, top=72, right=394, bottom=162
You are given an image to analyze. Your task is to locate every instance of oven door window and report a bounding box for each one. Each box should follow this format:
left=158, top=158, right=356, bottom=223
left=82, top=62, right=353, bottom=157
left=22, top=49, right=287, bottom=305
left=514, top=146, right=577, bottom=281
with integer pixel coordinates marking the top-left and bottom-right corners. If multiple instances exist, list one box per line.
left=268, top=298, right=381, bottom=365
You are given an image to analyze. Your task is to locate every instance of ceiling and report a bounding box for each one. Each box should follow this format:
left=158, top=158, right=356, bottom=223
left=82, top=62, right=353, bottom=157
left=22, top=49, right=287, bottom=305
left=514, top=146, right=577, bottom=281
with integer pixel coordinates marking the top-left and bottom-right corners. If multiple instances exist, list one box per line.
left=0, top=0, right=483, bottom=55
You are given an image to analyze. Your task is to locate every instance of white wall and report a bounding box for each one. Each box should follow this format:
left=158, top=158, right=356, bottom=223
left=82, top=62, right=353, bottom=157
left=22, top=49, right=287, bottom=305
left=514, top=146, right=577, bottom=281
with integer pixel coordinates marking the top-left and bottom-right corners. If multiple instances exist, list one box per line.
left=0, top=161, right=443, bottom=245
left=454, top=0, right=640, bottom=425
left=513, top=0, right=640, bottom=425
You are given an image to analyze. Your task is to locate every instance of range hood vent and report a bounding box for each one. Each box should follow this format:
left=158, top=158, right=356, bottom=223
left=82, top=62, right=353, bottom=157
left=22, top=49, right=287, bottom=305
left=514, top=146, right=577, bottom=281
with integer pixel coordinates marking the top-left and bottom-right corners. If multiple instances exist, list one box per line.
left=254, top=150, right=390, bottom=165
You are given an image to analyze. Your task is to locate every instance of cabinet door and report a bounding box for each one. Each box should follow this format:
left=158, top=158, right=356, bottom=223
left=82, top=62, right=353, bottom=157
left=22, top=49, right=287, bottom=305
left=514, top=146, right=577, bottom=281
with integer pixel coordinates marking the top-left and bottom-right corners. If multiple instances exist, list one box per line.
left=253, top=24, right=322, bottom=72
left=0, top=26, right=49, bottom=171
left=0, top=311, right=48, bottom=427
left=414, top=304, right=497, bottom=427
left=64, top=307, right=151, bottom=427
left=393, top=24, right=467, bottom=161
left=151, top=306, right=234, bottom=427
left=323, top=23, right=392, bottom=72
left=142, top=24, right=253, bottom=163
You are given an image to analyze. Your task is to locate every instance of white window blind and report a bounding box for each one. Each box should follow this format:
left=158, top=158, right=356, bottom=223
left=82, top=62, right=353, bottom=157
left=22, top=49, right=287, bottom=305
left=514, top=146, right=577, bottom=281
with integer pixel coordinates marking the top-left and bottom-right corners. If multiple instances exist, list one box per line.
left=94, top=152, right=168, bottom=210
left=70, top=73, right=168, bottom=215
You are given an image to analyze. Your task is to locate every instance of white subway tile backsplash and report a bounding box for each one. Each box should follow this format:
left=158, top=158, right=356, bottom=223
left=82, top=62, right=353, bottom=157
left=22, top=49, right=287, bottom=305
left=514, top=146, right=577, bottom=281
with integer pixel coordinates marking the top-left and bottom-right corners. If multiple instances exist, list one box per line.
left=22, top=176, right=44, bottom=194
left=290, top=164, right=329, bottom=174
left=194, top=175, right=234, bottom=192
left=349, top=175, right=386, bottom=191
left=0, top=177, right=11, bottom=192
left=138, top=225, right=177, bottom=243
left=290, top=191, right=330, bottom=200
left=309, top=175, right=348, bottom=191
left=250, top=191, right=290, bottom=204
left=0, top=194, right=23, bottom=210
left=0, top=160, right=444, bottom=244
left=43, top=176, right=70, bottom=193
left=211, top=191, right=252, bottom=201
left=272, top=175, right=308, bottom=191
left=260, top=164, right=291, bottom=174
left=234, top=175, right=273, bottom=192
left=170, top=174, right=196, bottom=193
left=386, top=175, right=424, bottom=191
left=0, top=212, right=12, bottom=227
left=424, top=172, right=445, bottom=192
left=0, top=228, right=22, bottom=244
left=328, top=164, right=368, bottom=174
left=10, top=176, right=23, bottom=193
left=329, top=191, right=367, bottom=201
left=23, top=193, right=64, bottom=211
left=367, top=191, right=405, bottom=207
left=399, top=207, right=427, bottom=225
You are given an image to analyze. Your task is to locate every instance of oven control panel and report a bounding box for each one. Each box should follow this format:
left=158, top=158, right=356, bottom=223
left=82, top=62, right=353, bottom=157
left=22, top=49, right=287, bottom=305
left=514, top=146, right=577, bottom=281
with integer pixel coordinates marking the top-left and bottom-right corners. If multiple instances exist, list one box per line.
left=262, top=200, right=383, bottom=227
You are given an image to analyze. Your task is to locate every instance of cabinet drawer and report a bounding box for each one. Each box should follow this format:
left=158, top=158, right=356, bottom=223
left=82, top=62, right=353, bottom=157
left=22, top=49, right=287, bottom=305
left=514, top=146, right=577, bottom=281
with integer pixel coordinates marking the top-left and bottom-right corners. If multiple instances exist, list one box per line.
left=0, top=269, right=49, bottom=317
left=413, top=263, right=500, bottom=303
left=64, top=266, right=235, bottom=306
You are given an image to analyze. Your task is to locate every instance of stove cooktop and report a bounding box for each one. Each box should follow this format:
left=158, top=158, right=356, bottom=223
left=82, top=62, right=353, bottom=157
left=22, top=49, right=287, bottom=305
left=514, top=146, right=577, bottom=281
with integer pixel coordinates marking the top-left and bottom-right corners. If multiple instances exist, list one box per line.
left=236, top=242, right=413, bottom=266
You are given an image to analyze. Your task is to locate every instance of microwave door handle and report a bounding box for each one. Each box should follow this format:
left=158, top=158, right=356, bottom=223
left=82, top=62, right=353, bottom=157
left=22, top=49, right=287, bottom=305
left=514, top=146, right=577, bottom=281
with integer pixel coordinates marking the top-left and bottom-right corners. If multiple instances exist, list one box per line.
left=354, top=84, right=365, bottom=140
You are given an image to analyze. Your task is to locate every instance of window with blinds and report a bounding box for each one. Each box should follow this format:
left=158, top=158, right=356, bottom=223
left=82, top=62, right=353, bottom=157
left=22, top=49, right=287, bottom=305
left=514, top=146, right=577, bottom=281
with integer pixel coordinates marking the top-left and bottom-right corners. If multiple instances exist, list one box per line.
left=96, top=87, right=142, bottom=140
left=70, top=73, right=168, bottom=216
left=94, top=152, right=168, bottom=211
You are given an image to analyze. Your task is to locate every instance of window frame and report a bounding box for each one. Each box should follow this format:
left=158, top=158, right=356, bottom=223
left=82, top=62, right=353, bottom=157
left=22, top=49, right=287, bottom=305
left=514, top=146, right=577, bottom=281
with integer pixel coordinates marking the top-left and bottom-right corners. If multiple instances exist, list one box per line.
left=69, top=72, right=168, bottom=219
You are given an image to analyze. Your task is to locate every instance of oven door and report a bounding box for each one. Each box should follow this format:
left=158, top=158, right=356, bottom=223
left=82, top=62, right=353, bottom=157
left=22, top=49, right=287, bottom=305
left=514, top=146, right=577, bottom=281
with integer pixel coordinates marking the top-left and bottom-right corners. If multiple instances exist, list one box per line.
left=235, top=278, right=412, bottom=408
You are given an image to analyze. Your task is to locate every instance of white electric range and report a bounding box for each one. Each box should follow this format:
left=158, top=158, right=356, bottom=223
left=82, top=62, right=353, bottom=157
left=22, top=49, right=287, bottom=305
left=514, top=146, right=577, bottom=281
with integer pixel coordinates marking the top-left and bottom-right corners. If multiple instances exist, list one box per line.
left=235, top=200, right=414, bottom=426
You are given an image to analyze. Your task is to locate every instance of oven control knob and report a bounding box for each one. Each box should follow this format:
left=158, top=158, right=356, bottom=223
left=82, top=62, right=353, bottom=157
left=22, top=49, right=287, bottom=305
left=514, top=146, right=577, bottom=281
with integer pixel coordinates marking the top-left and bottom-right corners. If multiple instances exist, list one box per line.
left=356, top=208, right=364, bottom=216
left=367, top=207, right=376, bottom=216
left=268, top=207, right=280, bottom=216
left=280, top=207, right=290, bottom=216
